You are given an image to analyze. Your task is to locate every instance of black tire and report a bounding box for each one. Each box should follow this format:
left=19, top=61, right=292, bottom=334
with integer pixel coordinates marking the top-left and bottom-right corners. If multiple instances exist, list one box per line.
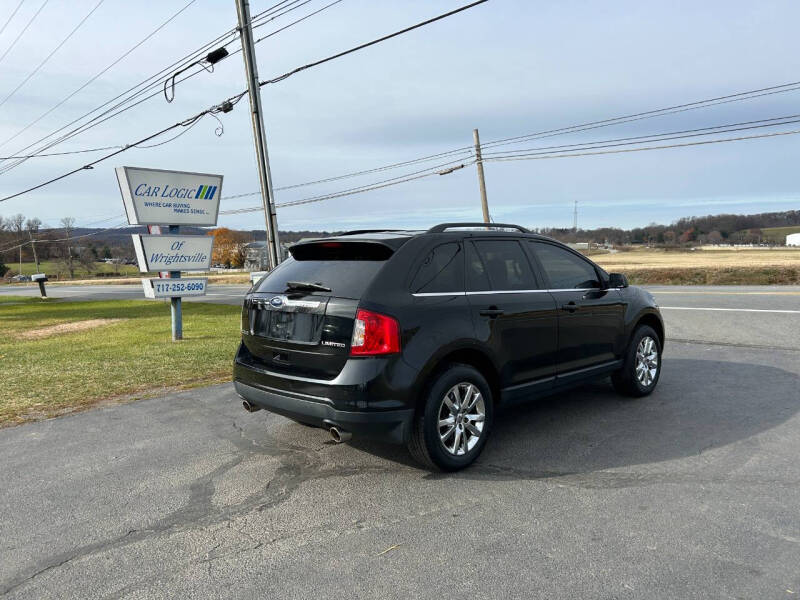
left=611, top=325, right=662, bottom=397
left=407, top=364, right=494, bottom=471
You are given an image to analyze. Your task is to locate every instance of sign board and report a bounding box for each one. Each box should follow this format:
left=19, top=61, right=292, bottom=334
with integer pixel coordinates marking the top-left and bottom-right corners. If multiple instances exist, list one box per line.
left=116, top=166, right=222, bottom=226
left=132, top=234, right=214, bottom=272
left=141, top=278, right=208, bottom=299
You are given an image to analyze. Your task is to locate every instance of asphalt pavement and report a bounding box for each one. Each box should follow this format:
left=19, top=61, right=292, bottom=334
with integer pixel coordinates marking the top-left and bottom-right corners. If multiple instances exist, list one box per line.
left=1, top=284, right=799, bottom=598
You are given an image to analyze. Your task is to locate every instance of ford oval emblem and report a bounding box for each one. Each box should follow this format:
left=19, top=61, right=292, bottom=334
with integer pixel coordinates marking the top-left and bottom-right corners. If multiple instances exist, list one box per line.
left=269, top=296, right=283, bottom=308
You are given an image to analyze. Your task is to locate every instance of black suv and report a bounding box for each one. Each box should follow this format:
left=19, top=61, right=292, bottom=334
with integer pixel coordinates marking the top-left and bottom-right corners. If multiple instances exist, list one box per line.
left=234, top=223, right=663, bottom=471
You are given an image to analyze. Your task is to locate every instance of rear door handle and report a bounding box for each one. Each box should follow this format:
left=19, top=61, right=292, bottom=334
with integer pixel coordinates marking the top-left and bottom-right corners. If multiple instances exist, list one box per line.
left=561, top=301, right=579, bottom=313
left=479, top=308, right=504, bottom=318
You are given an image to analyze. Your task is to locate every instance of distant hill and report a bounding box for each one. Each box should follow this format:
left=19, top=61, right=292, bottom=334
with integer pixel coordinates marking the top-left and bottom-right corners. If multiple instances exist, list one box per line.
left=538, top=210, right=800, bottom=246
left=5, top=210, right=800, bottom=267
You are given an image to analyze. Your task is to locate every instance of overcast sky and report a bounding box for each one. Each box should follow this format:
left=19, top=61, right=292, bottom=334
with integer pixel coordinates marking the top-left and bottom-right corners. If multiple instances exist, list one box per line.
left=0, top=0, right=799, bottom=232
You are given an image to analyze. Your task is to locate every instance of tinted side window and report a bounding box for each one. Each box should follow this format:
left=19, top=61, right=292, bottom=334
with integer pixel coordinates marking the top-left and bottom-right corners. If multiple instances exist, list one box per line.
left=531, top=242, right=601, bottom=289
left=466, top=241, right=490, bottom=291
left=410, top=242, right=464, bottom=293
left=473, top=240, right=537, bottom=291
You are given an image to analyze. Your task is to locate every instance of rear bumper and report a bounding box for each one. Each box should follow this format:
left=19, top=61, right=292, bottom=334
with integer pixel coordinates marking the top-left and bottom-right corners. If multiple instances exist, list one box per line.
left=233, top=342, right=418, bottom=444
left=234, top=381, right=414, bottom=444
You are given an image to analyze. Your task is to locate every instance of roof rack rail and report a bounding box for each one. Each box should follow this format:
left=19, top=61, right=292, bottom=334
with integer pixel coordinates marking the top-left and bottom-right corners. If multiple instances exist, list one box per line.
left=427, top=222, right=530, bottom=233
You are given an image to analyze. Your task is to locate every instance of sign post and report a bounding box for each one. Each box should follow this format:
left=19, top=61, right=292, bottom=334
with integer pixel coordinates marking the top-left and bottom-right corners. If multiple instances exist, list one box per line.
left=116, top=166, right=222, bottom=341
left=169, top=224, right=182, bottom=340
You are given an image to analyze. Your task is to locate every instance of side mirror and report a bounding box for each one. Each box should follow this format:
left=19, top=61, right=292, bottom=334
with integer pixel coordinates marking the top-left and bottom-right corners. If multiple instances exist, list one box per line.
left=608, top=273, right=628, bottom=288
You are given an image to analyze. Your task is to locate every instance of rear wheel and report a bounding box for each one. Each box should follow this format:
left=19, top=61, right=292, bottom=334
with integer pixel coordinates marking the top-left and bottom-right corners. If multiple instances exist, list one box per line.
left=612, top=325, right=662, bottom=397
left=408, top=364, right=494, bottom=471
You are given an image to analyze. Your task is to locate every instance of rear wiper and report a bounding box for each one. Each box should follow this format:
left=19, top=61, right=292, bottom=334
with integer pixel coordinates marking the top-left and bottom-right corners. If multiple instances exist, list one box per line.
left=285, top=281, right=331, bottom=292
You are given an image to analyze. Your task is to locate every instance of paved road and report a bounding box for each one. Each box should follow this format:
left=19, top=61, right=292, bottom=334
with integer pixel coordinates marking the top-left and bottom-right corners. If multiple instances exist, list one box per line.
left=1, top=284, right=799, bottom=598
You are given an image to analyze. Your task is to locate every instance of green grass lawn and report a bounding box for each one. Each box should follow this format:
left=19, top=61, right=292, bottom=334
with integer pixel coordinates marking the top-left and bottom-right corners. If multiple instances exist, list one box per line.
left=0, top=298, right=241, bottom=425
left=7, top=260, right=140, bottom=278
left=760, top=226, right=800, bottom=244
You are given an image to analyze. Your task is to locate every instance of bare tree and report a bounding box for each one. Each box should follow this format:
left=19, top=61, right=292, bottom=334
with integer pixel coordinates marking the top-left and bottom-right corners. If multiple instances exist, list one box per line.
left=60, top=217, right=76, bottom=278
left=8, top=214, right=24, bottom=233
left=110, top=246, right=128, bottom=275
left=77, top=248, right=96, bottom=273
left=6, top=214, right=26, bottom=275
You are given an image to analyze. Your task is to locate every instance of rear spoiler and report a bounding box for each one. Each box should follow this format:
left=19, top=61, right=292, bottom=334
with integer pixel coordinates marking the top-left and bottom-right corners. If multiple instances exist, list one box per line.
left=289, top=240, right=395, bottom=261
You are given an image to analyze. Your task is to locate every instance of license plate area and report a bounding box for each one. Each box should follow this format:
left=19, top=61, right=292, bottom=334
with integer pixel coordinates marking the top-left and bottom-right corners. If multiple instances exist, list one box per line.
left=249, top=296, right=328, bottom=344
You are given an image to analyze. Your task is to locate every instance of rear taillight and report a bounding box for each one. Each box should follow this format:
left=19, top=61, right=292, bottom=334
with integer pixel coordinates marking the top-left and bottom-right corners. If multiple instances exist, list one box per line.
left=350, top=309, right=400, bottom=356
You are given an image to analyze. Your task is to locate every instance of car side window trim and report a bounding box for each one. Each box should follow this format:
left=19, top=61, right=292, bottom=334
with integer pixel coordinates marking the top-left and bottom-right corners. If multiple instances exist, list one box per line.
left=411, top=287, right=597, bottom=297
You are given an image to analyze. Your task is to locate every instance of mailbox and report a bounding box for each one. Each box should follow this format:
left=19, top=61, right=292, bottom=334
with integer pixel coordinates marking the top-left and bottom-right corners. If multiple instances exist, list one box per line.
left=31, top=273, right=48, bottom=298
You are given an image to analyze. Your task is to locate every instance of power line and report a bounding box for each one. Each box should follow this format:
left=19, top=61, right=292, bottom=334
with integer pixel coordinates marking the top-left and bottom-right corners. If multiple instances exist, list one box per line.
left=0, top=0, right=339, bottom=173
left=252, top=0, right=310, bottom=30
left=479, top=81, right=800, bottom=151
left=258, top=0, right=488, bottom=87
left=0, top=0, right=50, bottom=62
left=0, top=0, right=199, bottom=152
left=480, top=113, right=800, bottom=158
left=254, top=0, right=343, bottom=44
left=0, top=0, right=487, bottom=205
left=220, top=157, right=473, bottom=214
left=161, top=0, right=321, bottom=103
left=0, top=0, right=105, bottom=110
left=250, top=0, right=296, bottom=23
left=216, top=79, right=800, bottom=202
left=0, top=145, right=122, bottom=159
left=0, top=0, right=27, bottom=39
left=0, top=221, right=130, bottom=254
left=0, top=109, right=210, bottom=204
left=0, top=43, right=235, bottom=174
left=0, top=0, right=48, bottom=65
left=217, top=107, right=800, bottom=202
left=483, top=127, right=800, bottom=163
left=220, top=117, right=800, bottom=214
left=0, top=31, right=238, bottom=173
left=222, top=148, right=474, bottom=201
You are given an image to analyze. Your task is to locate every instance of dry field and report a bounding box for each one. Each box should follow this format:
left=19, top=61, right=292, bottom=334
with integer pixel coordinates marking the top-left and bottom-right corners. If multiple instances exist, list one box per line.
left=592, top=247, right=800, bottom=285
left=594, top=247, right=800, bottom=270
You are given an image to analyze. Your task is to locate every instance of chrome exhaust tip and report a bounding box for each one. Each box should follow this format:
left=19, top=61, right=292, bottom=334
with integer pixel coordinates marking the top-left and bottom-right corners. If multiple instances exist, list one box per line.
left=242, top=400, right=262, bottom=413
left=329, top=427, right=352, bottom=443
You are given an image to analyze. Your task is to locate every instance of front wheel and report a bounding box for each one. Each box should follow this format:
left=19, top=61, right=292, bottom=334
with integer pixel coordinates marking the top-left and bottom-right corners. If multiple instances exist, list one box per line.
left=407, top=364, right=494, bottom=471
left=612, top=325, right=662, bottom=397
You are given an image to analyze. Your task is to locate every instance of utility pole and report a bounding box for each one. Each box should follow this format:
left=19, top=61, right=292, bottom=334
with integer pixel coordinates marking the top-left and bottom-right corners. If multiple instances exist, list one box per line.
left=28, top=231, right=40, bottom=273
left=235, top=0, right=281, bottom=269
left=573, top=200, right=578, bottom=232
left=473, top=128, right=490, bottom=223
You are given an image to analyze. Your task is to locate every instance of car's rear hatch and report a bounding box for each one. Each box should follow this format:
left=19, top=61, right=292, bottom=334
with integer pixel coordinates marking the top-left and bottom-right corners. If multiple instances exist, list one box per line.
left=241, top=239, right=397, bottom=379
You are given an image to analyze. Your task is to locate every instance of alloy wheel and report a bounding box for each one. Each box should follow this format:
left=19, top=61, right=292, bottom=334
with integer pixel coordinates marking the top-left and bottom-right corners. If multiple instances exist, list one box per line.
left=437, top=382, right=486, bottom=456
left=635, top=335, right=659, bottom=387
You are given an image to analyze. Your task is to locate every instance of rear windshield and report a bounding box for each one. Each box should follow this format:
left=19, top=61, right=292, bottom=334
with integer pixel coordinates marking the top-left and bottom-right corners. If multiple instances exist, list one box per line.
left=254, top=242, right=391, bottom=298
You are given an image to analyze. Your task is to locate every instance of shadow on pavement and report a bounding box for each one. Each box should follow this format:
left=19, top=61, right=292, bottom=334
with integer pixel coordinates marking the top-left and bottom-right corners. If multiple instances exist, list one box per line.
left=347, top=358, right=800, bottom=477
